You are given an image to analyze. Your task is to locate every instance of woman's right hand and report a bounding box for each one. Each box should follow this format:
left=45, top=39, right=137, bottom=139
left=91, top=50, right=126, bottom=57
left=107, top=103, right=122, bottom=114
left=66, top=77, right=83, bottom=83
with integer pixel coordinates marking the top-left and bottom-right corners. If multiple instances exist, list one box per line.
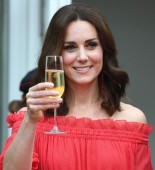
left=25, top=82, right=63, bottom=123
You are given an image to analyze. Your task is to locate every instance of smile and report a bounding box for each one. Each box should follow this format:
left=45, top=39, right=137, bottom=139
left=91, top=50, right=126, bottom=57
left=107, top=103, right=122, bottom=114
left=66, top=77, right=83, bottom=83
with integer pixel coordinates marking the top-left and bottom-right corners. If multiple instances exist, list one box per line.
left=73, top=66, right=92, bottom=71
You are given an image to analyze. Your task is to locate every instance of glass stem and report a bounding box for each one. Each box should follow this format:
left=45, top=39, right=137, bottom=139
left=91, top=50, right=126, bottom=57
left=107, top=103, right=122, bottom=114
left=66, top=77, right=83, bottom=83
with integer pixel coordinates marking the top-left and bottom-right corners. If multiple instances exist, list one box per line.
left=53, top=108, right=58, bottom=130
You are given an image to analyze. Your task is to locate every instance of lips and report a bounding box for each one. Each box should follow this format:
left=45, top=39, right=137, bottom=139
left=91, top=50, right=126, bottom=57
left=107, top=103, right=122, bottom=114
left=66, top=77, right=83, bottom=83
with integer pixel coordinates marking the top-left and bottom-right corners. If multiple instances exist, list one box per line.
left=73, top=66, right=92, bottom=71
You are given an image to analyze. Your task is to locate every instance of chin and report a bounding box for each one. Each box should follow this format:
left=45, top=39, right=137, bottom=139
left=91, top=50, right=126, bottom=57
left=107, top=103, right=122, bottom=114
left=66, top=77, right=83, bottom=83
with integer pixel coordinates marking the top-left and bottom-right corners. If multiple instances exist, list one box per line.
left=76, top=79, right=94, bottom=85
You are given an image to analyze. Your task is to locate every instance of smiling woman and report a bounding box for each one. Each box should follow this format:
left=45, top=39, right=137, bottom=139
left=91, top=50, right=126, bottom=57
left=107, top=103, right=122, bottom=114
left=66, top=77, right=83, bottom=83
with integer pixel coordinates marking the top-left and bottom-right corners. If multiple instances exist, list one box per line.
left=0, top=3, right=153, bottom=170
left=61, top=20, right=103, bottom=87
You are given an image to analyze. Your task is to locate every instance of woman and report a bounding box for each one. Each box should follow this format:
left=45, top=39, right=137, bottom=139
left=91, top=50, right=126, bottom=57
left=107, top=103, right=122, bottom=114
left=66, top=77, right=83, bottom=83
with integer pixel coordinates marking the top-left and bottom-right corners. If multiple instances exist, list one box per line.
left=0, top=3, right=153, bottom=170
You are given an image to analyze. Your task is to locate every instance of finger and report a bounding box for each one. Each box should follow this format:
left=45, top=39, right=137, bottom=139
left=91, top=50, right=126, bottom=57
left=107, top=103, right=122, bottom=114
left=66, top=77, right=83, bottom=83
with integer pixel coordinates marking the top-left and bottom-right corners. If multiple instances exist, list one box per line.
left=26, top=90, right=59, bottom=98
left=28, top=103, right=60, bottom=111
left=29, top=82, right=54, bottom=92
left=27, top=97, right=63, bottom=105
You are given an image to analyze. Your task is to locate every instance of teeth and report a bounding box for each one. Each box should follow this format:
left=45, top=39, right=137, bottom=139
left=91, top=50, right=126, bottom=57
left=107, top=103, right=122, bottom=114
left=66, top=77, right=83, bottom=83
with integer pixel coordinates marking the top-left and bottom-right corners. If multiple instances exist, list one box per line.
left=75, top=66, right=91, bottom=71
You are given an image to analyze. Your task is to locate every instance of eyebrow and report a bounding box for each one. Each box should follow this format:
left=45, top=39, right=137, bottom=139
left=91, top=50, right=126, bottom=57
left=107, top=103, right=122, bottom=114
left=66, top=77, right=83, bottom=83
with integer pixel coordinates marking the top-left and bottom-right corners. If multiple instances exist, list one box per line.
left=64, top=38, right=99, bottom=44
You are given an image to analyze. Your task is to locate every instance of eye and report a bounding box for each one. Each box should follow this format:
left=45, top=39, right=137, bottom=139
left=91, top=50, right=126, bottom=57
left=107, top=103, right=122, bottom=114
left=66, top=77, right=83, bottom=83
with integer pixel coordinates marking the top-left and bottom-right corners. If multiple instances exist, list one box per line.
left=87, top=42, right=98, bottom=49
left=64, top=45, right=77, bottom=52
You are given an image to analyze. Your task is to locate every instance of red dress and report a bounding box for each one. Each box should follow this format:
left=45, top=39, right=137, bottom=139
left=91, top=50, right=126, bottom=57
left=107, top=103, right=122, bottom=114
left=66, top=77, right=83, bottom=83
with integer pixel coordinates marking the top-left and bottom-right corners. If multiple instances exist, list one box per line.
left=0, top=111, right=153, bottom=170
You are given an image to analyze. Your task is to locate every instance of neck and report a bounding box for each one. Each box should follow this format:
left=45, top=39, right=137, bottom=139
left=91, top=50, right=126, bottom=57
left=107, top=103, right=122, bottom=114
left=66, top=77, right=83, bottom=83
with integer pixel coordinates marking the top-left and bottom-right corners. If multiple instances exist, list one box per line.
left=65, top=80, right=104, bottom=118
left=68, top=80, right=100, bottom=102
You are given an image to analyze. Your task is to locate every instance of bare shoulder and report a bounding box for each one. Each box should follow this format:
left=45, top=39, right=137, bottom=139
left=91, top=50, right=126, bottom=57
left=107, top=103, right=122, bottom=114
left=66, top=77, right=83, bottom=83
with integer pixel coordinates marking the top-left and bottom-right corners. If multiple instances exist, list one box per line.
left=115, top=102, right=147, bottom=124
left=17, top=107, right=27, bottom=114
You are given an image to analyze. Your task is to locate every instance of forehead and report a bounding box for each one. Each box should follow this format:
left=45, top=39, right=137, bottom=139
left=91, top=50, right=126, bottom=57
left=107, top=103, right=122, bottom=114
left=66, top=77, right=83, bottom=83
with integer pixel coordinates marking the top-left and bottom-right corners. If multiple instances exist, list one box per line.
left=64, top=20, right=98, bottom=41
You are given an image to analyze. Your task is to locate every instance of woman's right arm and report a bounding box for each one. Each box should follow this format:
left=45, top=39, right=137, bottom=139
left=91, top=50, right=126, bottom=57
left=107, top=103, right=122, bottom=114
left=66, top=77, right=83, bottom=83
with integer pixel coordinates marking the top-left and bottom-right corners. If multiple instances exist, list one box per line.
left=3, top=113, right=38, bottom=170
left=2, top=82, right=62, bottom=170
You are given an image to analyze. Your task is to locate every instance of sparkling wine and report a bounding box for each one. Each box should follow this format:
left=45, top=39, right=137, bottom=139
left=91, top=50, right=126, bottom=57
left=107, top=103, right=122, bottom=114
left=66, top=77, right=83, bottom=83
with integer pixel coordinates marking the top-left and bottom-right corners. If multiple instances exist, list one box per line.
left=45, top=69, right=65, bottom=98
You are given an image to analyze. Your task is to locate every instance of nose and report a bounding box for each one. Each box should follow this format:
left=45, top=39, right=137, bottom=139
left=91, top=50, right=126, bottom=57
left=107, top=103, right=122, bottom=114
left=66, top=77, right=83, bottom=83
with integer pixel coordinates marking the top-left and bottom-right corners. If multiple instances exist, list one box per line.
left=77, top=48, right=88, bottom=62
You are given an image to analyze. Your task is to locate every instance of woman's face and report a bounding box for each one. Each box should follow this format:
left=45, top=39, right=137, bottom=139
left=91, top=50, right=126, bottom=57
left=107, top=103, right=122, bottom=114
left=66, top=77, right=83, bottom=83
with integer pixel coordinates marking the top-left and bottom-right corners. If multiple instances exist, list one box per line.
left=61, top=20, right=103, bottom=86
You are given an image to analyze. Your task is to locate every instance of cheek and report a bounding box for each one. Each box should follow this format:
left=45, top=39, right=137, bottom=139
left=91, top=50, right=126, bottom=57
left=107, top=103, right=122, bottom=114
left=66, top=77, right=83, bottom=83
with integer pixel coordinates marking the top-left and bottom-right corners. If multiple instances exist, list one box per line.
left=91, top=49, right=103, bottom=63
left=62, top=53, right=76, bottom=65
left=93, top=50, right=103, bottom=71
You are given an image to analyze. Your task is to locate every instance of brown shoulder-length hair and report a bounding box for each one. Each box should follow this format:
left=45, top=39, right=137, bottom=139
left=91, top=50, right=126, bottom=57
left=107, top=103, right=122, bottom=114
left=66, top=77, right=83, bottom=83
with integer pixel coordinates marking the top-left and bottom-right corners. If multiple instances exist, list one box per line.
left=34, top=3, right=129, bottom=116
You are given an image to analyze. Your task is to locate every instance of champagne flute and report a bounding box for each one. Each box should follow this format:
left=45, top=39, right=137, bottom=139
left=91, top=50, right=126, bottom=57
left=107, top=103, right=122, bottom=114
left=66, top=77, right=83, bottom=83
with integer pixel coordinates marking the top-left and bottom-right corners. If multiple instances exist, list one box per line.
left=44, top=56, right=66, bottom=134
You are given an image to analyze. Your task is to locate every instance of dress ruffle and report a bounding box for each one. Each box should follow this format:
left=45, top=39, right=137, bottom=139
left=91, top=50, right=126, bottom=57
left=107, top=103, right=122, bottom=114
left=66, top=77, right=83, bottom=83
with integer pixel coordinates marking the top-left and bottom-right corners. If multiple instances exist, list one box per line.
left=6, top=111, right=153, bottom=143
left=7, top=111, right=153, bottom=134
left=43, top=115, right=153, bottom=134
left=7, top=112, right=24, bottom=128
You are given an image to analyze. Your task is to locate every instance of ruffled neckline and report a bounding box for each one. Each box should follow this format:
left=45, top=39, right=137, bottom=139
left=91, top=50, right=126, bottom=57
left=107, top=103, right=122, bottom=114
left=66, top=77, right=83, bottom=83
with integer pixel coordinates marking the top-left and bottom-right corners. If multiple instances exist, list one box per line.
left=7, top=111, right=153, bottom=135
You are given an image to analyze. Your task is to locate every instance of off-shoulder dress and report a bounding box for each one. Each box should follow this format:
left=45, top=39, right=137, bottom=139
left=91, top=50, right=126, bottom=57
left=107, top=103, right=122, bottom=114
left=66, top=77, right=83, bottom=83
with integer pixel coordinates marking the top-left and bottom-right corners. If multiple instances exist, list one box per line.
left=0, top=111, right=153, bottom=170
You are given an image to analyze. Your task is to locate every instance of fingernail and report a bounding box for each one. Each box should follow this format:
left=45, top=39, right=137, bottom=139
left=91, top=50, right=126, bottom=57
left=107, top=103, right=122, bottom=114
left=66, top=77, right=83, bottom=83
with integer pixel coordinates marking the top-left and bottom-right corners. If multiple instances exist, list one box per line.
left=47, top=82, right=53, bottom=87
left=58, top=98, right=63, bottom=102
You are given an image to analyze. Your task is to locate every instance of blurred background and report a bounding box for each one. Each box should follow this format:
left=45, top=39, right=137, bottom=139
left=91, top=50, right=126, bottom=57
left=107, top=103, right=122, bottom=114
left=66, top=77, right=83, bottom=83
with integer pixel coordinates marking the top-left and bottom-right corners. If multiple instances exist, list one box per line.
left=0, top=0, right=154, bottom=167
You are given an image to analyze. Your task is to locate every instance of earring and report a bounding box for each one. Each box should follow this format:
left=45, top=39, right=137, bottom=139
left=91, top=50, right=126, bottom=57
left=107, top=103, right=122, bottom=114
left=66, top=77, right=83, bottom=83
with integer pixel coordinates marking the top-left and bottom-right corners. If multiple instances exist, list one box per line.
left=101, top=72, right=104, bottom=93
